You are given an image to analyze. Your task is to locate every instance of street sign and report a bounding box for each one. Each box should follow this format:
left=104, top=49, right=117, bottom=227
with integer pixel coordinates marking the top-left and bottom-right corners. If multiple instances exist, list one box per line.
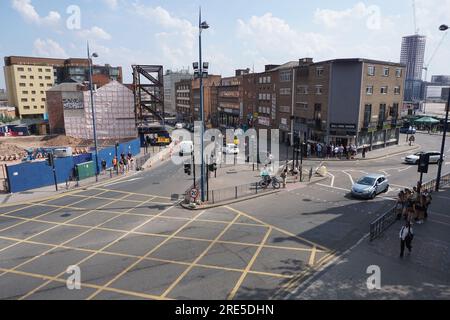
left=191, top=188, right=199, bottom=200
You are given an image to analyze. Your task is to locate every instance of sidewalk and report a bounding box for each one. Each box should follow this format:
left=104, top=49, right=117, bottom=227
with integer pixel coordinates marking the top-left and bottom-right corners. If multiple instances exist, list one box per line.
left=293, top=186, right=450, bottom=300
left=0, top=146, right=171, bottom=206
left=0, top=168, right=139, bottom=206
left=287, top=142, right=419, bottom=162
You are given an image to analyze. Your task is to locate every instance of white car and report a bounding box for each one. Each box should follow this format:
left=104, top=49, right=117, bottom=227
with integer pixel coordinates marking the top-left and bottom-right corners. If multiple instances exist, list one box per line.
left=223, top=144, right=239, bottom=155
left=404, top=151, right=443, bottom=165
left=175, top=123, right=184, bottom=129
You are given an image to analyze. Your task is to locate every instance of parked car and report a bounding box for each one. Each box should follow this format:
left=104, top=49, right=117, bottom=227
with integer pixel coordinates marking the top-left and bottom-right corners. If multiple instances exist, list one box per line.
left=223, top=143, right=239, bottom=155
left=400, top=126, right=417, bottom=134
left=351, top=174, right=389, bottom=199
left=404, top=151, right=444, bottom=164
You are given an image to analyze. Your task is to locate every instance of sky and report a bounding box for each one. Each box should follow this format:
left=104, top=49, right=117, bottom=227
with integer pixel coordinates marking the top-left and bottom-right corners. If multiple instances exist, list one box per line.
left=0, top=0, right=449, bottom=89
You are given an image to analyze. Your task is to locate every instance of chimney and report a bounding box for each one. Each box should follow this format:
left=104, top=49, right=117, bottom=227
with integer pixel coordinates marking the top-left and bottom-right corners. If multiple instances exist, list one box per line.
left=299, top=58, right=314, bottom=66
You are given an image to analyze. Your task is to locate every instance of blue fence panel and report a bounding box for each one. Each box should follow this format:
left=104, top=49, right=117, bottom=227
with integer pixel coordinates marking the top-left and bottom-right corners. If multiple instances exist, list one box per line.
left=73, top=153, right=92, bottom=166
left=6, top=157, right=74, bottom=193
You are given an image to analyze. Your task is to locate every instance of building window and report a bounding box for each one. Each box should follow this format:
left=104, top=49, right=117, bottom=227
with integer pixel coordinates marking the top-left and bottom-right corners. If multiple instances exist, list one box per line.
left=394, top=86, right=401, bottom=95
left=315, top=86, right=323, bottom=95
left=381, top=86, right=388, bottom=94
left=40, top=83, right=44, bottom=87
left=383, top=67, right=389, bottom=77
left=31, top=91, right=36, bottom=94
left=41, top=105, right=45, bottom=109
left=316, top=67, right=324, bottom=77
left=297, top=102, right=308, bottom=110
left=45, top=68, right=52, bottom=72
left=17, top=67, right=24, bottom=72
left=21, top=98, right=27, bottom=102
left=364, top=104, right=372, bottom=125
left=45, top=76, right=51, bottom=80
left=38, top=68, right=43, bottom=72
left=34, top=106, right=38, bottom=109
left=22, top=91, right=28, bottom=94
left=280, top=88, right=291, bottom=95
left=31, top=98, right=35, bottom=102
left=297, top=85, right=308, bottom=94
left=29, top=83, right=34, bottom=87
left=23, top=106, right=30, bottom=110
left=20, top=75, right=26, bottom=79
left=19, top=83, right=26, bottom=87
left=366, top=86, right=374, bottom=95
left=279, top=105, right=290, bottom=113
left=368, top=66, right=375, bottom=76
left=47, top=83, right=52, bottom=87
left=396, top=68, right=402, bottom=78
left=280, top=71, right=292, bottom=82
left=41, top=98, right=46, bottom=102
left=28, top=68, right=32, bottom=72
left=30, top=76, right=35, bottom=80
left=39, top=76, right=43, bottom=79
left=390, top=103, right=399, bottom=117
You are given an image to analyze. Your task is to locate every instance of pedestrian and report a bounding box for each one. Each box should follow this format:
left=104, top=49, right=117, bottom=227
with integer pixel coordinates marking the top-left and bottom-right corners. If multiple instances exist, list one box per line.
left=281, top=168, right=287, bottom=188
left=307, top=143, right=311, bottom=157
left=362, top=146, right=366, bottom=159
left=112, top=156, right=118, bottom=172
left=317, top=143, right=323, bottom=158
left=414, top=194, right=427, bottom=224
left=399, top=222, right=414, bottom=258
left=101, top=159, right=107, bottom=175
left=395, top=191, right=406, bottom=220
left=409, top=135, right=415, bottom=146
left=119, top=159, right=124, bottom=174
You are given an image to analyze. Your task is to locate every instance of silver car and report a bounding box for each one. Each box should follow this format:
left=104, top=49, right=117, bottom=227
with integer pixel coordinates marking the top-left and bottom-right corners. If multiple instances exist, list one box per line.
left=404, top=151, right=444, bottom=165
left=351, top=174, right=389, bottom=199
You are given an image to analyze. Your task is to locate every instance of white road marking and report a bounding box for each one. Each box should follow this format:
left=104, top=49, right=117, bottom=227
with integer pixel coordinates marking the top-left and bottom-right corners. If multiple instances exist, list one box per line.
left=379, top=170, right=390, bottom=177
left=103, top=177, right=143, bottom=187
left=343, top=171, right=354, bottom=185
left=317, top=184, right=350, bottom=192
left=398, top=166, right=413, bottom=172
left=391, top=183, right=409, bottom=189
left=327, top=172, right=335, bottom=187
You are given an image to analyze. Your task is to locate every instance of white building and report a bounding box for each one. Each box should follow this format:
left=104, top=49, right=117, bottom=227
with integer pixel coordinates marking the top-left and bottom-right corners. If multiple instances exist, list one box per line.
left=56, top=81, right=136, bottom=139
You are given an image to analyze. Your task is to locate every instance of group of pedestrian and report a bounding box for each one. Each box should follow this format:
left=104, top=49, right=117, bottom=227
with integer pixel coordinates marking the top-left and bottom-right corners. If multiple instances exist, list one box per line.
left=112, top=152, right=134, bottom=174
left=395, top=181, right=433, bottom=258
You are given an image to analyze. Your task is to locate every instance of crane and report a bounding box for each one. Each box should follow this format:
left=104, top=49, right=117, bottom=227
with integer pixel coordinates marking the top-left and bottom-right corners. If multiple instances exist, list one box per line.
left=423, top=31, right=449, bottom=82
left=412, top=0, right=419, bottom=34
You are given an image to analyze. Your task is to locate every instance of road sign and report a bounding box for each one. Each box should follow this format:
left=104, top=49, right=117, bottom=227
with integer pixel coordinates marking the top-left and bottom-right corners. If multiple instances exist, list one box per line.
left=191, top=188, right=199, bottom=199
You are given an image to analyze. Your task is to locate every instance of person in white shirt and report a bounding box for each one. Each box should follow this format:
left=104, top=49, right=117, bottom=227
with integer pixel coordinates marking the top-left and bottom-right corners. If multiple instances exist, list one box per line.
left=399, top=222, right=414, bottom=258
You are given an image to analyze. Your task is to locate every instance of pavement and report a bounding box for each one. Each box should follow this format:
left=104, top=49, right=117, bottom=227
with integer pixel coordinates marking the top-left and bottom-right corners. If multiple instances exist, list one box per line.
left=292, top=185, right=450, bottom=300
left=0, top=133, right=449, bottom=300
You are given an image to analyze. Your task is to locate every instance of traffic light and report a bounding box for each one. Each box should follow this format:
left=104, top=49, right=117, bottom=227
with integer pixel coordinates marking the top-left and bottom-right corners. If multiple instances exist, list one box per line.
left=208, top=163, right=217, bottom=172
left=47, top=153, right=54, bottom=167
left=184, top=163, right=192, bottom=175
left=418, top=154, right=430, bottom=174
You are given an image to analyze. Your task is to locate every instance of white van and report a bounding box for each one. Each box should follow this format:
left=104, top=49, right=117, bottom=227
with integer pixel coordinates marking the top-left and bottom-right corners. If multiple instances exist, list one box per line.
left=175, top=123, right=184, bottom=129
left=179, top=141, right=194, bottom=156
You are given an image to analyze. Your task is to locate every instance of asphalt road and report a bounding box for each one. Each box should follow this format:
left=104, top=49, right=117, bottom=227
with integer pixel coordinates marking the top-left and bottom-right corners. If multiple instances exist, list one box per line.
left=0, top=133, right=448, bottom=300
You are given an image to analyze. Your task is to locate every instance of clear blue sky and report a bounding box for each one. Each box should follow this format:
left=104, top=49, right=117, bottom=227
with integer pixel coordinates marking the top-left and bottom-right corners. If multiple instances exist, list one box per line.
left=1, top=0, right=449, bottom=89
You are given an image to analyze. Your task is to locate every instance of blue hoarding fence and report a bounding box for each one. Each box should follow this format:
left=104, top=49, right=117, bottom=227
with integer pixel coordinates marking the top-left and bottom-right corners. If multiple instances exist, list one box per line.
left=5, top=138, right=141, bottom=193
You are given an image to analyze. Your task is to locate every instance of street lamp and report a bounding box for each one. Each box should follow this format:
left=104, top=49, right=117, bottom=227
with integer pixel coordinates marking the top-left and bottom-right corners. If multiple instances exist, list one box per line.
left=194, top=7, right=210, bottom=202
left=87, top=42, right=100, bottom=182
left=436, top=24, right=449, bottom=191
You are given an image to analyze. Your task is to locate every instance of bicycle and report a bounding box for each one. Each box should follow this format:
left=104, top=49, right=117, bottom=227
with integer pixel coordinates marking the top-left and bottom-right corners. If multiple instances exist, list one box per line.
left=259, top=176, right=281, bottom=189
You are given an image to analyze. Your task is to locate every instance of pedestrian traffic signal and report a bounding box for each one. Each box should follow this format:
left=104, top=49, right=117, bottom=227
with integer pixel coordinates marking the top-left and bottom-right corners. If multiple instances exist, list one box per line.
left=184, top=163, right=192, bottom=175
left=47, top=153, right=54, bottom=167
left=209, top=163, right=217, bottom=172
left=418, top=154, right=430, bottom=174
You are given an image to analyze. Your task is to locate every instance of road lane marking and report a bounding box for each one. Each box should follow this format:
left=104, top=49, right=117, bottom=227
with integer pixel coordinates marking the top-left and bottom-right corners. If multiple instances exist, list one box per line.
left=227, top=227, right=272, bottom=300
left=343, top=171, right=354, bottom=185
left=327, top=172, right=335, bottom=187
left=103, top=177, right=143, bottom=187
left=86, top=208, right=205, bottom=300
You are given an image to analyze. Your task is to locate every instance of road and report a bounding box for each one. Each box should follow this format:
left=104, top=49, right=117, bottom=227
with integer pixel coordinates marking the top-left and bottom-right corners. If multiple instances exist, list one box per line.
left=0, top=133, right=448, bottom=300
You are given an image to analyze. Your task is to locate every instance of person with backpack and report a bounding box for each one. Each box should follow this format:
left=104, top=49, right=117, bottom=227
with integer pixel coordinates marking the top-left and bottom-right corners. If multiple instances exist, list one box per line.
left=399, top=222, right=414, bottom=258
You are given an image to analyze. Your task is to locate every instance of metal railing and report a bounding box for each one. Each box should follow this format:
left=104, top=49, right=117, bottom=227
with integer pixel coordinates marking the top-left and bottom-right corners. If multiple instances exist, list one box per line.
left=208, top=181, right=273, bottom=204
left=369, top=172, right=450, bottom=241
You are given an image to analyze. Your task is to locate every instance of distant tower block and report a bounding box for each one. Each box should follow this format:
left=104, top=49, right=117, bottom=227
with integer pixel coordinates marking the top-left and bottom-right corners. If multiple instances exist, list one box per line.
left=132, top=65, right=165, bottom=126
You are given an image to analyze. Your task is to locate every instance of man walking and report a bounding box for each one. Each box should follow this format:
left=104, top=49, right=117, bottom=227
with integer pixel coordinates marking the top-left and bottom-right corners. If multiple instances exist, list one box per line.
left=399, top=222, right=414, bottom=258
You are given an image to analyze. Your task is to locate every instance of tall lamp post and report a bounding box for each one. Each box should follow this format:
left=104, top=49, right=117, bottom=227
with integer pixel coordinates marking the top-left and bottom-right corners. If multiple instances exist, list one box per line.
left=87, top=42, right=100, bottom=182
left=436, top=24, right=449, bottom=192
left=194, top=7, right=210, bottom=202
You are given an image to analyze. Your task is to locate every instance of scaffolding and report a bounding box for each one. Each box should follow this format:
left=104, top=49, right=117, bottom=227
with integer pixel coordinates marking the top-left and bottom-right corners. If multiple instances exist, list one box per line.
left=132, top=65, right=165, bottom=126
